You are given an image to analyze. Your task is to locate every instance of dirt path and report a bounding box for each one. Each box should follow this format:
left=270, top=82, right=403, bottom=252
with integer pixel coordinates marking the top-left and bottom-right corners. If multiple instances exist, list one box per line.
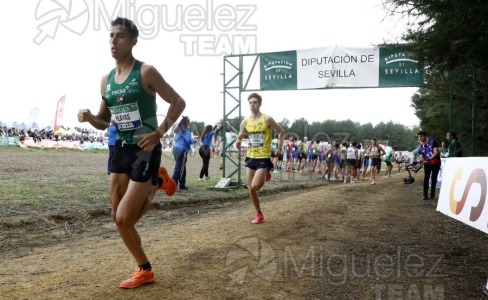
left=2, top=174, right=488, bottom=299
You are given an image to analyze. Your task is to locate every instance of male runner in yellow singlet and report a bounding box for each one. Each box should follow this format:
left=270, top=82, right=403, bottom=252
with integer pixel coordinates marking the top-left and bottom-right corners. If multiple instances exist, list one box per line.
left=236, top=93, right=284, bottom=224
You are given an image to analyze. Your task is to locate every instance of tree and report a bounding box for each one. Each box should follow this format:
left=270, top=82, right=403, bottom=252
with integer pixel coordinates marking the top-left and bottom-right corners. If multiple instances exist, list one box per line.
left=289, top=118, right=309, bottom=140
left=277, top=118, right=291, bottom=133
left=357, top=123, right=374, bottom=143
left=218, top=117, right=243, bottom=135
left=189, top=121, right=205, bottom=139
left=383, top=0, right=488, bottom=72
left=383, top=0, right=488, bottom=155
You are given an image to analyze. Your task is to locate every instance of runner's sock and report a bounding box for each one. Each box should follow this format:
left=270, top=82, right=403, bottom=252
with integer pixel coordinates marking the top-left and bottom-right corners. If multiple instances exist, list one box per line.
left=139, top=262, right=152, bottom=271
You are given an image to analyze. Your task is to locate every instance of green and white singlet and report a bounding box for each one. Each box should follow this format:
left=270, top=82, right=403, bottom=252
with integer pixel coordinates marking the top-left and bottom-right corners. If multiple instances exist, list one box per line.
left=104, top=60, right=157, bottom=144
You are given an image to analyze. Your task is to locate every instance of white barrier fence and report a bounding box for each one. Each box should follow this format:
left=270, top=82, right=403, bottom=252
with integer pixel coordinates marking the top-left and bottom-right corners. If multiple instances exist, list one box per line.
left=436, top=157, right=488, bottom=291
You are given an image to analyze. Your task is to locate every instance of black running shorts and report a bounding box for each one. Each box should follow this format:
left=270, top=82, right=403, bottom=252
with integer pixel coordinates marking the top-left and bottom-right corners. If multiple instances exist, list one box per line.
left=110, top=140, right=162, bottom=185
left=245, top=157, right=273, bottom=171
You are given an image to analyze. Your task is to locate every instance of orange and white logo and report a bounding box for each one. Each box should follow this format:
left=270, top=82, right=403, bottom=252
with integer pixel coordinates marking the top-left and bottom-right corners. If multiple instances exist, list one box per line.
left=437, top=158, right=488, bottom=234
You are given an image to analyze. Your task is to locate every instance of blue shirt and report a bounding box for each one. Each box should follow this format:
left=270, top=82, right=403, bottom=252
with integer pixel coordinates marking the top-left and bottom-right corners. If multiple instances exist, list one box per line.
left=173, top=129, right=194, bottom=151
left=108, top=124, right=117, bottom=146
left=202, top=131, right=217, bottom=147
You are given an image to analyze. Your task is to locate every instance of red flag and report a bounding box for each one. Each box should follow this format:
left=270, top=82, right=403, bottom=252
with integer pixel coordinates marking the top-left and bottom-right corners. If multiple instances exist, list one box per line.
left=54, top=96, right=65, bottom=131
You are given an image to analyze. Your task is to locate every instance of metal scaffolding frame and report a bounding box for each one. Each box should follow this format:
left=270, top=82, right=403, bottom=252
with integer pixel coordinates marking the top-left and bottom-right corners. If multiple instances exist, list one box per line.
left=216, top=54, right=261, bottom=189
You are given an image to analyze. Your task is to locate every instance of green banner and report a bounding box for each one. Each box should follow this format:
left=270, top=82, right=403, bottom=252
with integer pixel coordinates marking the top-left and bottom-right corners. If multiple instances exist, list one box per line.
left=378, top=45, right=424, bottom=87
left=260, top=51, right=297, bottom=90
left=0, top=136, right=19, bottom=147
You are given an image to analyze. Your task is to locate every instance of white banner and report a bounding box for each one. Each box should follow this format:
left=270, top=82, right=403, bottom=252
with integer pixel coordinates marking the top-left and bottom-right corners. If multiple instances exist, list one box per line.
left=259, top=44, right=424, bottom=91
left=297, top=46, right=379, bottom=89
left=436, top=157, right=488, bottom=234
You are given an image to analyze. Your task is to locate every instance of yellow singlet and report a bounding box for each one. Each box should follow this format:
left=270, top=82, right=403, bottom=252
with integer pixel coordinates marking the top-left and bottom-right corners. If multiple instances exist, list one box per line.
left=245, top=114, right=272, bottom=159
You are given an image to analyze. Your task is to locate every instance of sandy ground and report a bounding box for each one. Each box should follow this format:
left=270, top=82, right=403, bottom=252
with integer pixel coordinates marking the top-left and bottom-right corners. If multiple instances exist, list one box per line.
left=1, top=149, right=487, bottom=299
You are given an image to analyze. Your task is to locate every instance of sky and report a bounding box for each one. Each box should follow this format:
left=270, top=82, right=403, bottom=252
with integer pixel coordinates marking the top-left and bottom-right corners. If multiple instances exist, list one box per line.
left=1, top=0, right=420, bottom=131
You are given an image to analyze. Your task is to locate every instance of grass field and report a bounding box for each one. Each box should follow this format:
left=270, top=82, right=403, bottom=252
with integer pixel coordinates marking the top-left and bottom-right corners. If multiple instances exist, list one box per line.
left=0, top=147, right=326, bottom=216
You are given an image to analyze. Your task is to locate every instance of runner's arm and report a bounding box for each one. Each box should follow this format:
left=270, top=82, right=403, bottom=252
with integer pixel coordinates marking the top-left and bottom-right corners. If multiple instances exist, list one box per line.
left=236, top=118, right=248, bottom=149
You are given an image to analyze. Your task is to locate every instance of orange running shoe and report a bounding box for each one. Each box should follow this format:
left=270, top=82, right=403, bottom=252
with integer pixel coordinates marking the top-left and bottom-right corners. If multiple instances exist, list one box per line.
left=119, top=268, right=155, bottom=289
left=157, top=166, right=176, bottom=196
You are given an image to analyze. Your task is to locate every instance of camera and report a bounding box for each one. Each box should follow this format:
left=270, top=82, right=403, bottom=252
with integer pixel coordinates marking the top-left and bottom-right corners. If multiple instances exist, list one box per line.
left=403, top=176, right=415, bottom=184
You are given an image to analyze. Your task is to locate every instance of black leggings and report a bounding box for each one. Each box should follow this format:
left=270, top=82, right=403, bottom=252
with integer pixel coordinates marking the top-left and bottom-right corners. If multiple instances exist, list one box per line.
left=199, top=145, right=211, bottom=178
left=423, top=163, right=441, bottom=197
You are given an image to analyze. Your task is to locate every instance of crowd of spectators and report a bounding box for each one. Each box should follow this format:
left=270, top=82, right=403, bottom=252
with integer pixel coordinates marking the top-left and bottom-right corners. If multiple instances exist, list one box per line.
left=0, top=124, right=105, bottom=144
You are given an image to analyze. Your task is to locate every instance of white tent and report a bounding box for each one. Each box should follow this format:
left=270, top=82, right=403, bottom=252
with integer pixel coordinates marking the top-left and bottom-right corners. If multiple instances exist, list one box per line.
left=65, top=128, right=81, bottom=136
left=30, top=122, right=41, bottom=130
left=16, top=122, right=27, bottom=130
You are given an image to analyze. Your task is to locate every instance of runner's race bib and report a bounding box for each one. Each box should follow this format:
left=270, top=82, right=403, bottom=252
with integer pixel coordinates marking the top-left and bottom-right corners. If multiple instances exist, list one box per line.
left=110, top=103, right=143, bottom=131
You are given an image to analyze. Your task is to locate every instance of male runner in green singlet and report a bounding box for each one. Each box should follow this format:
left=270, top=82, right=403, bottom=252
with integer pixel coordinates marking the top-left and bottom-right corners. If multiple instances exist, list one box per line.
left=78, top=17, right=186, bottom=289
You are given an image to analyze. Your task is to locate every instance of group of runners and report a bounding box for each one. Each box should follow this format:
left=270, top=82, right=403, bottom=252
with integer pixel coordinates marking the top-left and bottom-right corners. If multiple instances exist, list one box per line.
left=271, top=136, right=411, bottom=185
